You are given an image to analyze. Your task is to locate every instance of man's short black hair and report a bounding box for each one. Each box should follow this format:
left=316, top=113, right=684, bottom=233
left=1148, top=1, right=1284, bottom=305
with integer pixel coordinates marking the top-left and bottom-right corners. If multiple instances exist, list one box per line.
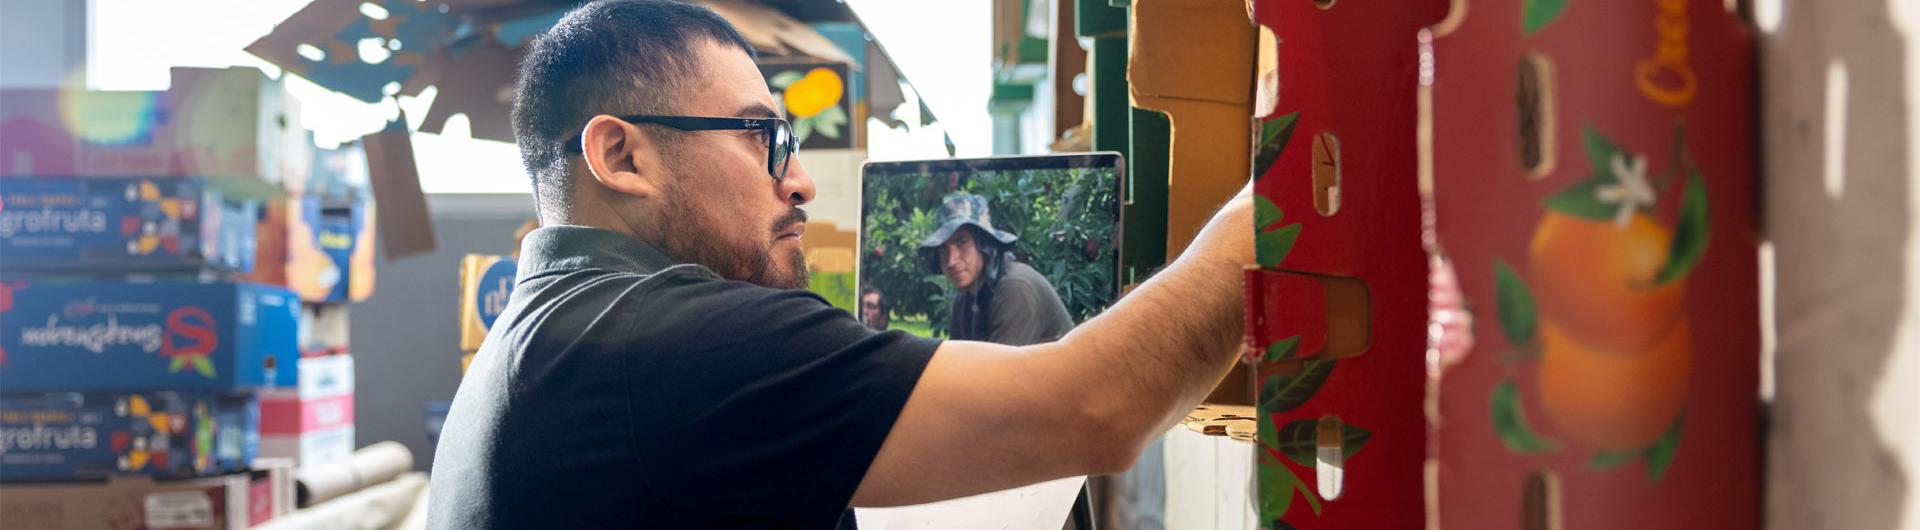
left=513, top=0, right=755, bottom=218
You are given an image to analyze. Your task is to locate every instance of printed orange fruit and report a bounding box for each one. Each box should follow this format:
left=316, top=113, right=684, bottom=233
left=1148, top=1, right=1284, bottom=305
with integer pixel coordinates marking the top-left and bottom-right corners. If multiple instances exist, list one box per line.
left=783, top=68, right=843, bottom=118
left=1537, top=316, right=1690, bottom=450
left=1527, top=211, right=1687, bottom=353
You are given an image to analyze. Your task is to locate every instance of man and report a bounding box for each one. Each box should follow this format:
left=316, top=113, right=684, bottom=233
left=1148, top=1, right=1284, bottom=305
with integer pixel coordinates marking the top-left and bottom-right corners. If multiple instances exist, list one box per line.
left=859, top=287, right=888, bottom=331
left=427, top=2, right=1253, bottom=529
left=919, top=193, right=1074, bottom=345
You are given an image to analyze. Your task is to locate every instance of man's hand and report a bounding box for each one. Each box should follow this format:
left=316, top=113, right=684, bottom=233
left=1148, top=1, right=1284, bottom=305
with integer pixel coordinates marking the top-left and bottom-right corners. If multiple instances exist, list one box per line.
left=852, top=179, right=1257, bottom=506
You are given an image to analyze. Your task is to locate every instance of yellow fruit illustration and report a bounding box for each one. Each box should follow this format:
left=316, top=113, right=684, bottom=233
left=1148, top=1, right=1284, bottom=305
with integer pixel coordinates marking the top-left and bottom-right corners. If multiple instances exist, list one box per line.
left=1538, top=317, right=1691, bottom=450
left=1527, top=211, right=1687, bottom=353
left=783, top=68, right=843, bottom=118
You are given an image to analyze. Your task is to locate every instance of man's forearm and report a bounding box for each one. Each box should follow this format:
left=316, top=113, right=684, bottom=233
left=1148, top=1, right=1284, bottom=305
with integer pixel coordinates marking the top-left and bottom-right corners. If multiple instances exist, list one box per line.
left=1051, top=193, right=1254, bottom=449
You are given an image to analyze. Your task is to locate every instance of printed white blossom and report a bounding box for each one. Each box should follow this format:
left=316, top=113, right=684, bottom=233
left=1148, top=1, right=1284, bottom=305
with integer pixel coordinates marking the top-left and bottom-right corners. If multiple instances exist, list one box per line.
left=1594, top=152, right=1654, bottom=227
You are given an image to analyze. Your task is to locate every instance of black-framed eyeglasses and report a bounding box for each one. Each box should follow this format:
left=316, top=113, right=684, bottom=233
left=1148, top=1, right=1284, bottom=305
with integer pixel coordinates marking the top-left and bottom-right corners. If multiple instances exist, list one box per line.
left=567, top=115, right=797, bottom=181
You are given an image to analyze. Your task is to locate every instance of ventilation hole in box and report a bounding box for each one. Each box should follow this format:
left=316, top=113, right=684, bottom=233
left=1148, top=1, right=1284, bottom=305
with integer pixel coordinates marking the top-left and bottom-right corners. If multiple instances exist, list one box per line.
left=1522, top=469, right=1563, bottom=530
left=1516, top=52, right=1557, bottom=180
left=1311, top=131, right=1342, bottom=216
left=1314, top=0, right=1336, bottom=9
left=1315, top=415, right=1346, bottom=500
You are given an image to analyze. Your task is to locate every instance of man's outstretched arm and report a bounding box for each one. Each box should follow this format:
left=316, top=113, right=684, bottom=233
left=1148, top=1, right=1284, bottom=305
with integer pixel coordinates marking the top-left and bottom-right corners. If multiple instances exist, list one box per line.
left=853, top=184, right=1255, bottom=507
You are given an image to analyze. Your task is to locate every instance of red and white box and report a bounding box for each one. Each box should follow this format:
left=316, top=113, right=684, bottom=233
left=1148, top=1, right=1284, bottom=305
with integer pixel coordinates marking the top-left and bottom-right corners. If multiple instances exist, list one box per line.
left=258, top=354, right=355, bottom=469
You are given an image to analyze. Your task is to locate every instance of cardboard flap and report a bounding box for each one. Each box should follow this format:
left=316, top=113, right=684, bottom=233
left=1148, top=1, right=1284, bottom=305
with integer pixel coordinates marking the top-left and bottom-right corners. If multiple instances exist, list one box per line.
left=701, top=0, right=856, bottom=63
left=1126, top=0, right=1255, bottom=106
left=362, top=120, right=436, bottom=259
left=416, top=39, right=523, bottom=143
left=1127, top=0, right=1256, bottom=259
left=245, top=0, right=455, bottom=104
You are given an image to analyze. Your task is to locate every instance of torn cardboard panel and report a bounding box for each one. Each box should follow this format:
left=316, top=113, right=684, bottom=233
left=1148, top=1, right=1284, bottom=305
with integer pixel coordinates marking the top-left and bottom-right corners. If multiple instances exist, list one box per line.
left=246, top=0, right=454, bottom=103
left=700, top=0, right=856, bottom=63
left=416, top=39, right=523, bottom=143
left=1126, top=0, right=1255, bottom=261
left=363, top=119, right=436, bottom=259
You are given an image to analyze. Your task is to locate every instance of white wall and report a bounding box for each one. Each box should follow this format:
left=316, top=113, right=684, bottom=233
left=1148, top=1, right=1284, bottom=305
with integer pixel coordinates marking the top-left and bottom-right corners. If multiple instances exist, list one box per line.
left=0, top=0, right=88, bottom=88
left=1761, top=0, right=1920, bottom=528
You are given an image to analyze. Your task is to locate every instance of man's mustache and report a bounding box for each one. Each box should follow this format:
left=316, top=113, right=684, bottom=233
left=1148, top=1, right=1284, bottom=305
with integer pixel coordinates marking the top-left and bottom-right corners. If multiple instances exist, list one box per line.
left=772, top=208, right=808, bottom=237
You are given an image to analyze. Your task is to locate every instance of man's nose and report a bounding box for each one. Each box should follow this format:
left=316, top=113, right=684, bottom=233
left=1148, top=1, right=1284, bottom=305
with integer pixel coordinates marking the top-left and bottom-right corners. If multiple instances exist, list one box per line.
left=779, top=155, right=817, bottom=206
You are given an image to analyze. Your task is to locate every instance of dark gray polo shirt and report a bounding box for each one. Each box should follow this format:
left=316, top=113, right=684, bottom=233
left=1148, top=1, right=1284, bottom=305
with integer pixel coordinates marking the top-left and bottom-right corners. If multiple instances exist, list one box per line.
left=428, top=226, right=939, bottom=529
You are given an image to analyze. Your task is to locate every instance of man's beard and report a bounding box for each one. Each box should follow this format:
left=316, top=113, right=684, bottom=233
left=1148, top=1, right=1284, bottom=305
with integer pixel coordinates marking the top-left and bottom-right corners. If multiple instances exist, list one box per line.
left=656, top=181, right=810, bottom=290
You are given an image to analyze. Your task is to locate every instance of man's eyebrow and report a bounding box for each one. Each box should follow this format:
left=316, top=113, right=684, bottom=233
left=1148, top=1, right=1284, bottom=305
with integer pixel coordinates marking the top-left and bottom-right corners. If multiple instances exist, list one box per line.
left=736, top=103, right=780, bottom=119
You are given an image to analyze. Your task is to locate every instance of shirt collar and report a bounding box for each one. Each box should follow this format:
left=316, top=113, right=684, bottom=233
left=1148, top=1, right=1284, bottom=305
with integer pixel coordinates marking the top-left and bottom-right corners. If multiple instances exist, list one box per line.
left=517, top=225, right=683, bottom=277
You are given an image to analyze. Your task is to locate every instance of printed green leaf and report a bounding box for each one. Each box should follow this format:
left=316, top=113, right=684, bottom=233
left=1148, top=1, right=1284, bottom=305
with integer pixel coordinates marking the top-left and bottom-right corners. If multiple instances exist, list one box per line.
left=1654, top=171, right=1710, bottom=285
left=1272, top=520, right=1298, bottom=530
left=1264, top=336, right=1302, bottom=363
left=1542, top=175, right=1619, bottom=221
left=1546, top=126, right=1640, bottom=218
left=169, top=357, right=189, bottom=373
left=1255, top=196, right=1286, bottom=232
left=1490, top=379, right=1560, bottom=454
left=1259, top=457, right=1301, bottom=519
left=768, top=70, right=805, bottom=88
left=1256, top=223, right=1302, bottom=268
left=1258, top=359, right=1335, bottom=414
left=1294, top=468, right=1324, bottom=515
left=1272, top=419, right=1373, bottom=468
left=1644, top=412, right=1684, bottom=482
left=191, top=356, right=216, bottom=378
left=793, top=117, right=816, bottom=144
left=813, top=105, right=848, bottom=139
left=1493, top=260, right=1539, bottom=345
left=1588, top=450, right=1637, bottom=470
left=1254, top=112, right=1302, bottom=177
left=1522, top=0, right=1570, bottom=36
left=1582, top=124, right=1622, bottom=177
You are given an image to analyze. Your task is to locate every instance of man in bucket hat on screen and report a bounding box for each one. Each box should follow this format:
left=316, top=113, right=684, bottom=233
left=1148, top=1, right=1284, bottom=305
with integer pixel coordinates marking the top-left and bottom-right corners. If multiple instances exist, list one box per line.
left=919, top=193, right=1074, bottom=345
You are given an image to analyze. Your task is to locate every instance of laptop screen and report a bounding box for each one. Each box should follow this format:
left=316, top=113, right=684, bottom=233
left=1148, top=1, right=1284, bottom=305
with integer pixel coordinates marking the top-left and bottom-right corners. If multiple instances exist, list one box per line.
left=858, top=153, right=1125, bottom=341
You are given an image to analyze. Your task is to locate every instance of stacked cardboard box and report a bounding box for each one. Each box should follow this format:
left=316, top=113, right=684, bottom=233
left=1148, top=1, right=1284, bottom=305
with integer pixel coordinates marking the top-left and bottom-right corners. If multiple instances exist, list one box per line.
left=457, top=254, right=516, bottom=376
left=0, top=66, right=341, bottom=528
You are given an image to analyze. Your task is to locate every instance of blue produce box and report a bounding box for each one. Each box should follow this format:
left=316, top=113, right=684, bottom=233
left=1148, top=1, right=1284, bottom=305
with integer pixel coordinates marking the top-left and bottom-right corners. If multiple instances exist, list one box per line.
left=0, top=391, right=258, bottom=481
left=0, top=281, right=300, bottom=391
left=0, top=177, right=259, bottom=272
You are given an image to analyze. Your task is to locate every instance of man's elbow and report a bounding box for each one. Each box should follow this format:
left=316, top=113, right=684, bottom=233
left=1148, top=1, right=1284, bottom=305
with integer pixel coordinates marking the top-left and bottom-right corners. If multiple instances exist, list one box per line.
left=1071, top=399, right=1156, bottom=475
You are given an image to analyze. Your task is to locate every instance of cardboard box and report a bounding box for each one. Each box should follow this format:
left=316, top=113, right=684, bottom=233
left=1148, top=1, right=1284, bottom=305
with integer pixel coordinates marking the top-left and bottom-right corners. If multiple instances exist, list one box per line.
left=258, top=426, right=353, bottom=470
left=259, top=355, right=354, bottom=439
left=0, top=392, right=257, bottom=481
left=0, top=177, right=259, bottom=272
left=0, top=472, right=266, bottom=530
left=1239, top=0, right=1759, bottom=528
left=0, top=66, right=309, bottom=182
left=245, top=197, right=377, bottom=303
left=0, top=281, right=301, bottom=392
left=254, top=355, right=358, bottom=470
left=458, top=254, right=516, bottom=352
left=297, top=303, right=351, bottom=355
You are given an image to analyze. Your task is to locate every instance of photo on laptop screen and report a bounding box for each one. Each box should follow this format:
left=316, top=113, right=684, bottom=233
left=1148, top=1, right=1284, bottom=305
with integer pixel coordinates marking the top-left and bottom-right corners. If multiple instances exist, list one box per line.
left=858, top=153, right=1124, bottom=343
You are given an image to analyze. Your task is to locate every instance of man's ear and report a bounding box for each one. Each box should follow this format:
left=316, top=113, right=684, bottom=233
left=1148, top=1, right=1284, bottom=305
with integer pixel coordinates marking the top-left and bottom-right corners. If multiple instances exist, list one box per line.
left=579, top=114, right=666, bottom=199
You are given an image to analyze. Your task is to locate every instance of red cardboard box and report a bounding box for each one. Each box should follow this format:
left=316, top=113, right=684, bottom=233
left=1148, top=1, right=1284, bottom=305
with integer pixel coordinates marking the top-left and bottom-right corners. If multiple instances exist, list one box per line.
left=1241, top=0, right=1758, bottom=528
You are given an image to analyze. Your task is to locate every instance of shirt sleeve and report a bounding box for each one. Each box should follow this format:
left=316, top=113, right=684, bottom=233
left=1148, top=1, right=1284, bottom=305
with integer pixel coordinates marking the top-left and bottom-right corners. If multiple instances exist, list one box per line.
left=620, top=269, right=939, bottom=526
left=988, top=270, right=1075, bottom=346
left=988, top=276, right=1049, bottom=346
